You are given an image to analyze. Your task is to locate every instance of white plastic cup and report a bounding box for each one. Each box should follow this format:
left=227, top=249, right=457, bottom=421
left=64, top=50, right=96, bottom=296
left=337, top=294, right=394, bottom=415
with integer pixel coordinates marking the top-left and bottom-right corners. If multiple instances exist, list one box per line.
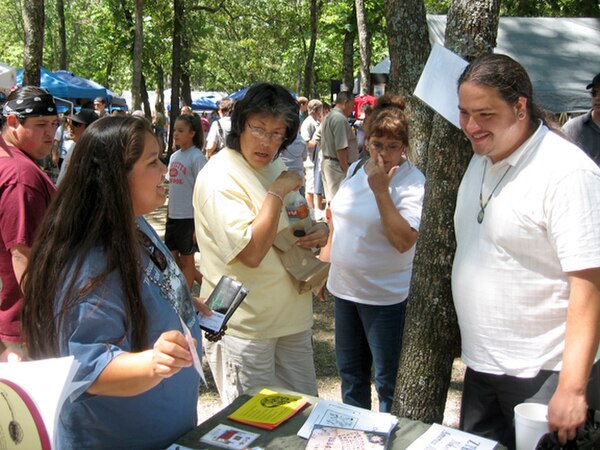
left=514, top=402, right=550, bottom=450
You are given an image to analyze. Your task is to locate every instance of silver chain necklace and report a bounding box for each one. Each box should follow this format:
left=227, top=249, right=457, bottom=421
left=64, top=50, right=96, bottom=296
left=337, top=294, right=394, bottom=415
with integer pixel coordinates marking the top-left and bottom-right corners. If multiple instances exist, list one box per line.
left=478, top=160, right=511, bottom=224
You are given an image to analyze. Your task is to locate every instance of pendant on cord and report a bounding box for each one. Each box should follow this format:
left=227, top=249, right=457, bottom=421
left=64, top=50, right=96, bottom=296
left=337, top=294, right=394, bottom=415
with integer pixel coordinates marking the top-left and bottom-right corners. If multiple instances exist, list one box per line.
left=477, top=208, right=485, bottom=224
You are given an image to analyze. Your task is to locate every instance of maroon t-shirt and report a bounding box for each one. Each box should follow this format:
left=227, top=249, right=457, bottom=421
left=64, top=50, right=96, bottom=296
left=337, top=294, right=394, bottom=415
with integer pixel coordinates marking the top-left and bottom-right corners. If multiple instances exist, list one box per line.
left=0, top=137, right=55, bottom=342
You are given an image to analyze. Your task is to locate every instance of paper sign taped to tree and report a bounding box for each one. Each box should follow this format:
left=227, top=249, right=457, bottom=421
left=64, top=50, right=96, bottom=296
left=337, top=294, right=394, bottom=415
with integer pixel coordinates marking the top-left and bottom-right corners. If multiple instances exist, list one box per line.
left=414, top=43, right=469, bottom=128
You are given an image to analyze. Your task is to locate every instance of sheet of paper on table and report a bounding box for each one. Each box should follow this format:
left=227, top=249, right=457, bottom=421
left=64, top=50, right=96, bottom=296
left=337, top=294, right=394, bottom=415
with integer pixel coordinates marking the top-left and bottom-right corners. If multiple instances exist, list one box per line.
left=406, top=423, right=497, bottom=449
left=199, top=424, right=260, bottom=449
left=306, top=425, right=389, bottom=450
left=297, top=399, right=398, bottom=439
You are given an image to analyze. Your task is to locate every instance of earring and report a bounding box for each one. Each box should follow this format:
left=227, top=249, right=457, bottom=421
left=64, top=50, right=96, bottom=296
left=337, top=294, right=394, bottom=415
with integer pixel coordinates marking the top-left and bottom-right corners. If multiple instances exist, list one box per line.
left=517, top=112, right=525, bottom=120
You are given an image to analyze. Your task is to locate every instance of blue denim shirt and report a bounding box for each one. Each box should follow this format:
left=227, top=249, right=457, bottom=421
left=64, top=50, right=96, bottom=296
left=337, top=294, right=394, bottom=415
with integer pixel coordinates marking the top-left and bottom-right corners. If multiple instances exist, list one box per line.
left=56, top=217, right=201, bottom=449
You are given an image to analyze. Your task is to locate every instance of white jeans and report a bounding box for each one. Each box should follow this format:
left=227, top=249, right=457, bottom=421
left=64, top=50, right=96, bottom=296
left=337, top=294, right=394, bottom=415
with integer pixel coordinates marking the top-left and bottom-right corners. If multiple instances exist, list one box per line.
left=204, top=329, right=318, bottom=404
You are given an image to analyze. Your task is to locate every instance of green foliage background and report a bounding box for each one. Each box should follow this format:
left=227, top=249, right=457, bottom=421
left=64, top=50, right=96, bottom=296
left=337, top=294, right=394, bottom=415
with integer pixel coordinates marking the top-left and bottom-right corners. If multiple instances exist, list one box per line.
left=0, top=0, right=596, bottom=101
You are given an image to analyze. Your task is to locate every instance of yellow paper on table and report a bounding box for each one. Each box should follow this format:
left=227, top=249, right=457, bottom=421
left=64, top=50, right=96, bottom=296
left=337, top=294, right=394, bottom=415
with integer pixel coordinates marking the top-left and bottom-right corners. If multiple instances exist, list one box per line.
left=227, top=388, right=308, bottom=430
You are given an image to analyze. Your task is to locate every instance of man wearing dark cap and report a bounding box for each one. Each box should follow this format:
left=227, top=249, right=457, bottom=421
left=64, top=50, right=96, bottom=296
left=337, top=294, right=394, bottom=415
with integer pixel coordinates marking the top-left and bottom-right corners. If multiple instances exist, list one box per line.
left=562, top=73, right=600, bottom=165
left=0, top=86, right=58, bottom=361
left=56, top=109, right=98, bottom=185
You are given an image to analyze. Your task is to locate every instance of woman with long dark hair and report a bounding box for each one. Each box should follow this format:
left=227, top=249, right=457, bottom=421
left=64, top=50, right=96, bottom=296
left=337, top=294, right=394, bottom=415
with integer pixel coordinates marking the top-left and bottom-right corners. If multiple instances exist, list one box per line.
left=22, top=116, right=209, bottom=449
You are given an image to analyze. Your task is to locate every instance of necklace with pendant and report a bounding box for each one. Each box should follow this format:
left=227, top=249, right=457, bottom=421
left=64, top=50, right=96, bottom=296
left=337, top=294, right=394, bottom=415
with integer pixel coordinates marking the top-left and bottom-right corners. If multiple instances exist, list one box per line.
left=478, top=160, right=511, bottom=224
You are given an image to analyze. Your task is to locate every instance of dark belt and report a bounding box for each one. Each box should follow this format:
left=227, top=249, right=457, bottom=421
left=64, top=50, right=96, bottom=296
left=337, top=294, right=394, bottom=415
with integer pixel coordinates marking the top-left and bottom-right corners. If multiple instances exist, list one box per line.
left=323, top=155, right=339, bottom=161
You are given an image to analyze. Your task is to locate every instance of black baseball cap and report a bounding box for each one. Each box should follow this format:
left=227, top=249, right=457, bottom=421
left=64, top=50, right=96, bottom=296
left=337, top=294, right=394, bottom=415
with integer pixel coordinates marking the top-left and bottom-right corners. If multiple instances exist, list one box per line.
left=586, top=73, right=600, bottom=89
left=70, top=108, right=98, bottom=125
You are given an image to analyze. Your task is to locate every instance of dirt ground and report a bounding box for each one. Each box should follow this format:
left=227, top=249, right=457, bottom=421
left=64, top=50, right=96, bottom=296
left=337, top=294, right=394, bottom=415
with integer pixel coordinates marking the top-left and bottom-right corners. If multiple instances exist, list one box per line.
left=144, top=205, right=464, bottom=428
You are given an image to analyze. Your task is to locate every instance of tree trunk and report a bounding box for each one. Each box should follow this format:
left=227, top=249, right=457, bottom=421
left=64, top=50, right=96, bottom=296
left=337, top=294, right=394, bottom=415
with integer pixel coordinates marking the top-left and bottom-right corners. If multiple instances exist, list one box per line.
left=141, top=74, right=151, bottom=119
left=355, top=0, right=371, bottom=95
left=384, top=0, right=433, bottom=170
left=57, top=0, right=67, bottom=69
left=132, top=0, right=144, bottom=111
left=342, top=16, right=355, bottom=93
left=22, top=0, right=44, bottom=86
left=155, top=64, right=166, bottom=114
left=168, top=0, right=184, bottom=157
left=581, top=0, right=599, bottom=16
left=303, top=0, right=319, bottom=98
left=391, top=0, right=500, bottom=424
left=181, top=72, right=192, bottom=108
left=105, top=60, right=113, bottom=89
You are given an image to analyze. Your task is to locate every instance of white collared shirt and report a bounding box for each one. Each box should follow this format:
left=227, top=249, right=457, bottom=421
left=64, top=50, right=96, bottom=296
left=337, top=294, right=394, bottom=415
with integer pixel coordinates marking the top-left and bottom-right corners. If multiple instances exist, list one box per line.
left=452, top=124, right=600, bottom=377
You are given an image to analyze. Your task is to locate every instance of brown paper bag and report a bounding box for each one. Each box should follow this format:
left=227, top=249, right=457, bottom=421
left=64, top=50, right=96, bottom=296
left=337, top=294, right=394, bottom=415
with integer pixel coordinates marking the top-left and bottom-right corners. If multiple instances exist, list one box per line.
left=273, top=218, right=330, bottom=295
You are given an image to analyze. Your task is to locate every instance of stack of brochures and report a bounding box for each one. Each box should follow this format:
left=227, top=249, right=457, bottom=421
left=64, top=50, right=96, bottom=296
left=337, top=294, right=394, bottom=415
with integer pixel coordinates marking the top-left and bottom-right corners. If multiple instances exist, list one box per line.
left=406, top=423, right=497, bottom=449
left=227, top=388, right=308, bottom=430
left=298, top=399, right=398, bottom=441
left=306, top=425, right=390, bottom=449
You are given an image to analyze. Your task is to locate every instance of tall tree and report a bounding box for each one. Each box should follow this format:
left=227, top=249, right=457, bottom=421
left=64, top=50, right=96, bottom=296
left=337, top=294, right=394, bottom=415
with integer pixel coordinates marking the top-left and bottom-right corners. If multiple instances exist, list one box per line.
left=141, top=74, right=152, bottom=118
left=154, top=63, right=166, bottom=113
left=385, top=0, right=433, bottom=169
left=342, top=13, right=356, bottom=93
left=303, top=0, right=320, bottom=97
left=56, top=0, right=67, bottom=69
left=355, top=0, right=371, bottom=95
left=132, top=0, right=144, bottom=110
left=22, top=0, right=44, bottom=85
left=168, top=0, right=184, bottom=155
left=181, top=72, right=192, bottom=108
left=391, top=0, right=500, bottom=424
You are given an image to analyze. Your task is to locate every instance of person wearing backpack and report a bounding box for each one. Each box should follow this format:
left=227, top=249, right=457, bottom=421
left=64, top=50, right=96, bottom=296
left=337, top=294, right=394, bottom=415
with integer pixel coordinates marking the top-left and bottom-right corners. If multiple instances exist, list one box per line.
left=206, top=98, right=235, bottom=159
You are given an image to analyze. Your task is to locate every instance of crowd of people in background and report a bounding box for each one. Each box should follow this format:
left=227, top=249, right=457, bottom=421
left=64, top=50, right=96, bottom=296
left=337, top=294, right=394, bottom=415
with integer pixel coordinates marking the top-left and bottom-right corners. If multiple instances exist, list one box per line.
left=0, top=57, right=599, bottom=449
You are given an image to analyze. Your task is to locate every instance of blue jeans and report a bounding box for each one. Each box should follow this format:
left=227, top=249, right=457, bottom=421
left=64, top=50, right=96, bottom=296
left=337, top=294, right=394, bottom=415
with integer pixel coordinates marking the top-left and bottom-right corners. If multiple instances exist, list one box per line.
left=334, top=296, right=407, bottom=412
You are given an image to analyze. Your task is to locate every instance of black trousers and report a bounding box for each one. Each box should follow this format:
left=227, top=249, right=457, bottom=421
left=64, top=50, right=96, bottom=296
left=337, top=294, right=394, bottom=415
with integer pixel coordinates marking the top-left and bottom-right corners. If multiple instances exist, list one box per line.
left=460, top=360, right=600, bottom=450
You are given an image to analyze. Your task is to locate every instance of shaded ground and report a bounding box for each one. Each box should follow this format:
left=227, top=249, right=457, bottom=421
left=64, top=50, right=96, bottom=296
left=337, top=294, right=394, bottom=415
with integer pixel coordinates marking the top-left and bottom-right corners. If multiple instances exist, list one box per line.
left=144, top=204, right=464, bottom=427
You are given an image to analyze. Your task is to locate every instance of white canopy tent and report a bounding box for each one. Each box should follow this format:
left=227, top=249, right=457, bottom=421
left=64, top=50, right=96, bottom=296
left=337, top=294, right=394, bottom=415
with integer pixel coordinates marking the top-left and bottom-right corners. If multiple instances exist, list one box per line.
left=0, top=62, right=16, bottom=91
left=372, top=15, right=600, bottom=113
left=122, top=89, right=228, bottom=112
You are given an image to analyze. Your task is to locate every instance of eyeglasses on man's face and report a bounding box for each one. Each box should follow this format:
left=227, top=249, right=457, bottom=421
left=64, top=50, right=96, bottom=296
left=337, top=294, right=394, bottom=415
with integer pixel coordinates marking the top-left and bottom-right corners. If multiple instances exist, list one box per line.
left=246, top=123, right=286, bottom=143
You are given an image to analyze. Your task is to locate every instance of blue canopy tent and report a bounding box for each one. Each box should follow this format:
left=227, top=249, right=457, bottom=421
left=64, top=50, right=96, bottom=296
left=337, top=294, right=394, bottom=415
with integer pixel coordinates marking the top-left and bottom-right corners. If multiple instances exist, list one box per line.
left=191, top=94, right=219, bottom=111
left=166, top=91, right=222, bottom=111
left=17, top=67, right=106, bottom=99
left=227, top=87, right=249, bottom=100
left=106, top=89, right=128, bottom=111
left=54, top=70, right=129, bottom=111
left=227, top=86, right=297, bottom=101
left=53, top=70, right=108, bottom=99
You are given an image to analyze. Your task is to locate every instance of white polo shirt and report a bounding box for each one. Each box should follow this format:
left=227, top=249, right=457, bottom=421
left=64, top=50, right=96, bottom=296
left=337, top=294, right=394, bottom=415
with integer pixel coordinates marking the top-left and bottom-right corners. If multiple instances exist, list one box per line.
left=452, top=123, right=600, bottom=377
